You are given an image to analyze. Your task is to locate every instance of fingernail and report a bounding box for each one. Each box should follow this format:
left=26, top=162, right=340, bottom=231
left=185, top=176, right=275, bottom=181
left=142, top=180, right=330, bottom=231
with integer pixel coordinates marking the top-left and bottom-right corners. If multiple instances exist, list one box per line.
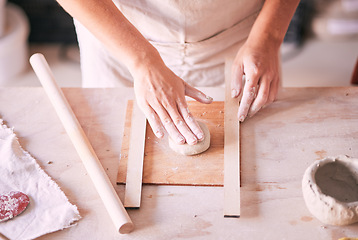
left=231, top=89, right=237, bottom=98
left=206, top=96, right=213, bottom=101
left=197, top=133, right=204, bottom=141
left=177, top=136, right=185, bottom=144
left=239, top=115, right=245, bottom=122
left=188, top=137, right=198, bottom=145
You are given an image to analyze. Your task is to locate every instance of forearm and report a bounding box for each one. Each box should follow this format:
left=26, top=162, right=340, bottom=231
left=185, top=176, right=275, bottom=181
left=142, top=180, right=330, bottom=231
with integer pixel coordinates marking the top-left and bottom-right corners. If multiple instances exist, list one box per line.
left=247, top=0, right=300, bottom=49
left=56, top=0, right=161, bottom=74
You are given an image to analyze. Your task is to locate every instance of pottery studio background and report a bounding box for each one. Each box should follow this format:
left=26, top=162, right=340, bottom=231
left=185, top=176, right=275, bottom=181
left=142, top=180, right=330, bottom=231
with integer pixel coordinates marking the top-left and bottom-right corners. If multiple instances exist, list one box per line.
left=0, top=0, right=357, bottom=87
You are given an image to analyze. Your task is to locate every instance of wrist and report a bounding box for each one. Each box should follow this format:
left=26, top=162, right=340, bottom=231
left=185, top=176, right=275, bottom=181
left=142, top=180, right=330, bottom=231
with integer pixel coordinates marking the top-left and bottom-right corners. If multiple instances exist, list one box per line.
left=247, top=29, right=283, bottom=52
left=127, top=44, right=163, bottom=77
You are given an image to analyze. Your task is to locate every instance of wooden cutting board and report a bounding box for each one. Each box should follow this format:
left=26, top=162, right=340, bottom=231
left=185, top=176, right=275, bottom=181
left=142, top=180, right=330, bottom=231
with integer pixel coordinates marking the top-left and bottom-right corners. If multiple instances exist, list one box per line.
left=117, top=101, right=225, bottom=186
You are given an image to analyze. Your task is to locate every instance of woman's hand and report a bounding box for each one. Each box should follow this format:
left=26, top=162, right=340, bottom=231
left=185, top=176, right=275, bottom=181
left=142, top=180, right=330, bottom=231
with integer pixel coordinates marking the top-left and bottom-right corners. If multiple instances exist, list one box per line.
left=230, top=0, right=300, bottom=122
left=231, top=40, right=280, bottom=122
left=132, top=57, right=213, bottom=145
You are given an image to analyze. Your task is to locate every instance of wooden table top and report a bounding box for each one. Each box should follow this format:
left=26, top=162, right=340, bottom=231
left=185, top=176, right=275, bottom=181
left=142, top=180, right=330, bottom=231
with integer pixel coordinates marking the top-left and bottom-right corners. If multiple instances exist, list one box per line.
left=0, top=87, right=357, bottom=239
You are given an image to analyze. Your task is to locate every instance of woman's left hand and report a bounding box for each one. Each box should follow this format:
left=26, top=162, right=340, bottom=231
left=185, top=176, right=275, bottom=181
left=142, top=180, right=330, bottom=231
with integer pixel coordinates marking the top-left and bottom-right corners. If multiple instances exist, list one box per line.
left=231, top=40, right=280, bottom=122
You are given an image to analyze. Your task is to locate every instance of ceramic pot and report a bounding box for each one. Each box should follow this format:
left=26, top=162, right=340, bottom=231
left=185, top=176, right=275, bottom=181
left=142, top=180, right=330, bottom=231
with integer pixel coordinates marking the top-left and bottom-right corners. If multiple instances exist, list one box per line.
left=302, top=155, right=358, bottom=226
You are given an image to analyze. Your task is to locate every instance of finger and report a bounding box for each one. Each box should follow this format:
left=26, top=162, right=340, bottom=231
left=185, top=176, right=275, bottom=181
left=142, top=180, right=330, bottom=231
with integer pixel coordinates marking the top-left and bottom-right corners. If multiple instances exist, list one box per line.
left=185, top=83, right=213, bottom=104
left=161, top=114, right=186, bottom=144
left=150, top=100, right=186, bottom=144
left=231, top=63, right=244, bottom=98
left=163, top=99, right=198, bottom=145
left=141, top=105, right=165, bottom=139
left=238, top=70, right=260, bottom=122
left=266, top=76, right=280, bottom=105
left=177, top=100, right=204, bottom=141
left=248, top=76, right=270, bottom=118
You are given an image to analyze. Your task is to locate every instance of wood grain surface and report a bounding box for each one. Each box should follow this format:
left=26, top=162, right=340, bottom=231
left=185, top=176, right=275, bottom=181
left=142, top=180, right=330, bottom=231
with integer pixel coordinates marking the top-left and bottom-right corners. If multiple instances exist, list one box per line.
left=1, top=87, right=357, bottom=239
left=117, top=101, right=225, bottom=186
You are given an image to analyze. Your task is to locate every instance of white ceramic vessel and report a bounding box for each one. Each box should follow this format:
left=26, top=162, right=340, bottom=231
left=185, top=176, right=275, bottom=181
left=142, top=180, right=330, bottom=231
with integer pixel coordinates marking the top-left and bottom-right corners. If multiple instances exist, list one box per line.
left=302, top=155, right=358, bottom=226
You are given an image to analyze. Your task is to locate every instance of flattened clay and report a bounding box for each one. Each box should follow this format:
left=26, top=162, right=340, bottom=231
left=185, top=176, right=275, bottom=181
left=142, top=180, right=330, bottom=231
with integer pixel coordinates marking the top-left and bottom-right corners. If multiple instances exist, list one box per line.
left=169, top=121, right=210, bottom=156
left=0, top=191, right=29, bottom=222
left=302, top=155, right=358, bottom=226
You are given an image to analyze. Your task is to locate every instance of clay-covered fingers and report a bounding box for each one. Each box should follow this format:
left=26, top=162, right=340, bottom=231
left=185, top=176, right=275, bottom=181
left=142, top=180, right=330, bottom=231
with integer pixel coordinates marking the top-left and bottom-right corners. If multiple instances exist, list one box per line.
left=231, top=64, right=244, bottom=98
left=230, top=38, right=283, bottom=122
left=131, top=58, right=210, bottom=145
left=138, top=103, right=165, bottom=139
left=163, top=99, right=199, bottom=145
left=237, top=70, right=260, bottom=122
left=149, top=102, right=185, bottom=144
left=182, top=83, right=213, bottom=142
left=247, top=75, right=270, bottom=118
left=177, top=100, right=204, bottom=142
left=248, top=73, right=279, bottom=117
left=141, top=98, right=200, bottom=145
left=161, top=115, right=186, bottom=145
left=267, top=75, right=279, bottom=105
left=143, top=107, right=164, bottom=139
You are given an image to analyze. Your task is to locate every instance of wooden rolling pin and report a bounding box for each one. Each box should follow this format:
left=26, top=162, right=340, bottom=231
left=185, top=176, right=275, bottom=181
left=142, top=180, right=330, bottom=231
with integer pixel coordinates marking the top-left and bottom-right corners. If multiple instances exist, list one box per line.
left=29, top=53, right=134, bottom=234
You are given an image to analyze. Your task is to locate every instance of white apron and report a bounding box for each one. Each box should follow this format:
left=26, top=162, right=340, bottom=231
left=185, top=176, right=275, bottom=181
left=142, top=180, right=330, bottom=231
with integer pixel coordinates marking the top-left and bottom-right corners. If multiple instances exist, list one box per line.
left=75, top=0, right=264, bottom=88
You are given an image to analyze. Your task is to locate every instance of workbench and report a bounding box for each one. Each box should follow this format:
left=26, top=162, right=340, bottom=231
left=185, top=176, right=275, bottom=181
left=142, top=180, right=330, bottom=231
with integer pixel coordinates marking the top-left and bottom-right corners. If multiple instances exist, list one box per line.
left=0, top=87, right=357, bottom=239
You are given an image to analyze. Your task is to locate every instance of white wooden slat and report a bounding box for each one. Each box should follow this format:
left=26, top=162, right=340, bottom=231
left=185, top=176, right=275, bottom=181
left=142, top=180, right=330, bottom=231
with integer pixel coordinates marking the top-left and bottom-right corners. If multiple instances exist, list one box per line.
left=124, top=101, right=147, bottom=208
left=223, top=59, right=241, bottom=217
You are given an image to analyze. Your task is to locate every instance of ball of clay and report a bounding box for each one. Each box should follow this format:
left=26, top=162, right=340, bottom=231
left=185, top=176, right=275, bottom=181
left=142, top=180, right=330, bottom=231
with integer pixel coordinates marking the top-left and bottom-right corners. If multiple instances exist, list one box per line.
left=168, top=121, right=210, bottom=156
left=302, top=155, right=358, bottom=226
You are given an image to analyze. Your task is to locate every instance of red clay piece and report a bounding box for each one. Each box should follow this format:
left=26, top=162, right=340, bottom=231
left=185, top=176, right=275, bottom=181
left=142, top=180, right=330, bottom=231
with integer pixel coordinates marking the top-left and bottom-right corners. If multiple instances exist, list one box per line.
left=0, top=191, right=30, bottom=222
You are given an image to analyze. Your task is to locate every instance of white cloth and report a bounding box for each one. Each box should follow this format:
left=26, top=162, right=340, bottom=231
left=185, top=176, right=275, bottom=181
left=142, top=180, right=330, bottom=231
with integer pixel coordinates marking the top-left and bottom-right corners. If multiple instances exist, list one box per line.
left=75, top=0, right=264, bottom=88
left=0, top=120, right=80, bottom=240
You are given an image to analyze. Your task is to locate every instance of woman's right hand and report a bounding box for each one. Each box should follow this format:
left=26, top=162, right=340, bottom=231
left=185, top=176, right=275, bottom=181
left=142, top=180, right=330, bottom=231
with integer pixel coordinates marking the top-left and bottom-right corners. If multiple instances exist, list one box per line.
left=132, top=55, right=213, bottom=145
